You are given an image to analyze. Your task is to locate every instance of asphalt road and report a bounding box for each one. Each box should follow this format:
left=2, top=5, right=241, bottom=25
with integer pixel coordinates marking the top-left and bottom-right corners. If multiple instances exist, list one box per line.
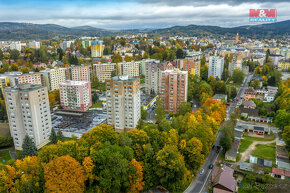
left=185, top=74, right=253, bottom=193
left=228, top=73, right=254, bottom=117
left=184, top=133, right=222, bottom=193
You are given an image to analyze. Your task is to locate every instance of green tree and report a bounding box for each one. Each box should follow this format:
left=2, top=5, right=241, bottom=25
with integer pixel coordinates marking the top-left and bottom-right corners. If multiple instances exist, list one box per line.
left=220, top=129, right=232, bottom=153
left=275, top=110, right=290, bottom=130
left=91, top=142, right=134, bottom=193
left=57, top=130, right=64, bottom=142
left=178, top=101, right=192, bottom=115
left=49, top=128, right=58, bottom=144
left=22, top=135, right=38, bottom=157
left=232, top=69, right=245, bottom=84
left=141, top=108, right=147, bottom=120
left=282, top=126, right=290, bottom=153
left=155, top=99, right=165, bottom=123
left=0, top=49, right=3, bottom=59
left=2, top=60, right=9, bottom=72
left=155, top=145, right=187, bottom=191
left=112, top=53, right=122, bottom=63
left=8, top=49, right=20, bottom=60
left=249, top=79, right=261, bottom=89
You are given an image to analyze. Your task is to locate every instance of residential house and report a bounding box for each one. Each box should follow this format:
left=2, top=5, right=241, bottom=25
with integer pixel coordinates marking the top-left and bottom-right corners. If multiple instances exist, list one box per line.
left=271, top=168, right=290, bottom=180
left=264, top=93, right=275, bottom=102
left=211, top=166, right=237, bottom=193
left=213, top=94, right=228, bottom=102
left=244, top=88, right=257, bottom=101
left=243, top=100, right=256, bottom=109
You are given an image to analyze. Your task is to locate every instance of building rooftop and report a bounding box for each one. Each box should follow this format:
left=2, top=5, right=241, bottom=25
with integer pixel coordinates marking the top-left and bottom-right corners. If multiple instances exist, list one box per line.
left=111, top=75, right=138, bottom=82
left=52, top=109, right=107, bottom=134
left=5, top=83, right=44, bottom=92
left=60, top=80, right=89, bottom=86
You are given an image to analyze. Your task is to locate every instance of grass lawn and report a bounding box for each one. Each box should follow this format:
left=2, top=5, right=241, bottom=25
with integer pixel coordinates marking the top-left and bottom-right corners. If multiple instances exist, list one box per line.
left=90, top=101, right=103, bottom=108
left=0, top=150, right=11, bottom=164
left=243, top=133, right=275, bottom=141
left=252, top=143, right=276, bottom=162
left=239, top=138, right=253, bottom=153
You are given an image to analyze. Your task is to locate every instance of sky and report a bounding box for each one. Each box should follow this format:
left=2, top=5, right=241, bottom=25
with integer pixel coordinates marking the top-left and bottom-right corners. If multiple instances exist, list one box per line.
left=0, top=0, right=289, bottom=29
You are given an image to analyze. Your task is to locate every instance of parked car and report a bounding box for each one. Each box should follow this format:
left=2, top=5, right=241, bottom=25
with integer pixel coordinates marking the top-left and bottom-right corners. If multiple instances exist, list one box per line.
left=209, top=164, right=214, bottom=169
left=200, top=168, right=204, bottom=175
left=257, top=132, right=263, bottom=135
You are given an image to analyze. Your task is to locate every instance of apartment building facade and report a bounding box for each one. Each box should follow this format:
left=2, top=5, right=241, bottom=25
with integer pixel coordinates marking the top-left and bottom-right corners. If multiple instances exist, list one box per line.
left=228, top=54, right=243, bottom=77
left=118, top=61, right=140, bottom=77
left=93, top=63, right=116, bottom=83
left=160, top=69, right=188, bottom=113
left=8, top=72, right=45, bottom=87
left=41, top=68, right=66, bottom=90
left=4, top=84, right=51, bottom=150
left=176, top=58, right=201, bottom=76
left=208, top=56, right=224, bottom=79
left=145, top=61, right=175, bottom=95
left=106, top=76, right=140, bottom=131
left=66, top=65, right=91, bottom=82
left=91, top=40, right=103, bottom=58
left=59, top=80, right=92, bottom=112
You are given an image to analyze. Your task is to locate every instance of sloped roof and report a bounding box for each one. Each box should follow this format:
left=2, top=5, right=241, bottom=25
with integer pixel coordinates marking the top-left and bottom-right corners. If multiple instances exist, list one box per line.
left=213, top=166, right=237, bottom=192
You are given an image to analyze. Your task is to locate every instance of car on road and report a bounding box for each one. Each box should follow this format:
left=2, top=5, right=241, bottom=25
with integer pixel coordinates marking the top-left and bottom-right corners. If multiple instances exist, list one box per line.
left=209, top=164, right=214, bottom=169
left=200, top=168, right=204, bottom=175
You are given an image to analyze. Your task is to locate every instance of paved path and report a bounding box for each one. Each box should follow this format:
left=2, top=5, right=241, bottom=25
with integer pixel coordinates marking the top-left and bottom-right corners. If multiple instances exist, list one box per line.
left=240, top=138, right=277, bottom=162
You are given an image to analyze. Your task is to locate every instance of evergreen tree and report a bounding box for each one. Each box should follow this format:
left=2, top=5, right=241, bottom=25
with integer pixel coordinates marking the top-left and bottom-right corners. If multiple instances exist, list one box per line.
left=0, top=88, right=4, bottom=100
left=22, top=135, right=38, bottom=156
left=57, top=130, right=64, bottom=142
left=49, top=128, right=57, bottom=144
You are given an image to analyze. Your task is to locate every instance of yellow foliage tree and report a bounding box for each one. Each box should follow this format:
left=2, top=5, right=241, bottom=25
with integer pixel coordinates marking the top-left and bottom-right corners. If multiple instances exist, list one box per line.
left=44, top=155, right=86, bottom=193
left=128, top=158, right=145, bottom=193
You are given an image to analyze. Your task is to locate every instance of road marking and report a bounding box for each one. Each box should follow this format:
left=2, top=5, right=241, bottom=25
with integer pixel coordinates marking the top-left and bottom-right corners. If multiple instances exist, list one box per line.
left=199, top=152, right=220, bottom=193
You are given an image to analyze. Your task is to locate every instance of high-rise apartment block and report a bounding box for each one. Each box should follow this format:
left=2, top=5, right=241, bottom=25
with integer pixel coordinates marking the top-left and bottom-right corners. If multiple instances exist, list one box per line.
left=4, top=84, right=51, bottom=150
left=228, top=54, right=243, bottom=76
left=0, top=75, right=9, bottom=92
left=29, top=41, right=40, bottom=49
left=93, top=63, right=116, bottom=83
left=8, top=72, right=45, bottom=87
left=91, top=40, right=103, bottom=58
left=60, top=40, right=74, bottom=50
left=160, top=69, right=188, bottom=113
left=117, top=61, right=140, bottom=77
left=145, top=61, right=175, bottom=95
left=176, top=58, right=201, bottom=76
left=106, top=76, right=141, bottom=131
left=59, top=80, right=92, bottom=112
left=10, top=41, right=22, bottom=52
left=208, top=56, right=224, bottom=79
left=41, top=68, right=67, bottom=90
left=66, top=65, right=91, bottom=82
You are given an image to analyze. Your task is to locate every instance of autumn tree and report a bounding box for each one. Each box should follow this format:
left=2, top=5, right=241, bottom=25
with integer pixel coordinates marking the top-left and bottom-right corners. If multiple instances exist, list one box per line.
left=155, top=145, right=187, bottom=192
left=112, top=53, right=122, bottom=63
left=15, top=156, right=44, bottom=192
left=82, top=156, right=95, bottom=186
left=128, top=158, right=145, bottom=193
left=44, top=155, right=86, bottom=193
left=48, top=93, right=56, bottom=107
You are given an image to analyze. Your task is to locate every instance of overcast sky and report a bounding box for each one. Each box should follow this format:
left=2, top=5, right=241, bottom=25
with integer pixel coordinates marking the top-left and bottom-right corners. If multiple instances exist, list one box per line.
left=0, top=0, right=289, bottom=29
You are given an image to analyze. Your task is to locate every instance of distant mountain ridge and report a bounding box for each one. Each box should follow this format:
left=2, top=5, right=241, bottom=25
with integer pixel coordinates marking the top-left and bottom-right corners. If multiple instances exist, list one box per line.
left=0, top=20, right=289, bottom=40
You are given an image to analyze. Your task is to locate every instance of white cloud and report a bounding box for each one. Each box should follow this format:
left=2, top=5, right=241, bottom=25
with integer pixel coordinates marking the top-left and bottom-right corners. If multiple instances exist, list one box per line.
left=0, top=1, right=289, bottom=29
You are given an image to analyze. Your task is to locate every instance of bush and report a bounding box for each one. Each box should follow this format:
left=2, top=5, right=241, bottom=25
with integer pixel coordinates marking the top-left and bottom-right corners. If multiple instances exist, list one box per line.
left=0, top=136, right=13, bottom=148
